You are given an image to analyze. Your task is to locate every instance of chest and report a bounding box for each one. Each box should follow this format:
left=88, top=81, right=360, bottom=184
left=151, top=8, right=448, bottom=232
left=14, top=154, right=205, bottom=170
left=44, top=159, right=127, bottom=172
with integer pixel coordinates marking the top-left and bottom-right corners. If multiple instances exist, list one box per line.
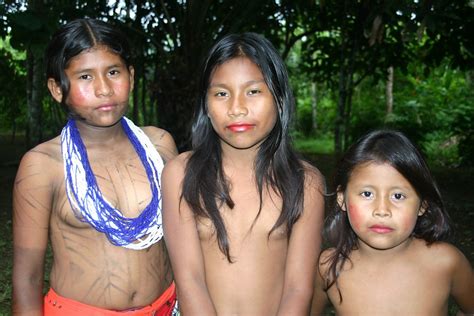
left=196, top=182, right=286, bottom=244
left=54, top=155, right=154, bottom=227
left=329, top=259, right=451, bottom=314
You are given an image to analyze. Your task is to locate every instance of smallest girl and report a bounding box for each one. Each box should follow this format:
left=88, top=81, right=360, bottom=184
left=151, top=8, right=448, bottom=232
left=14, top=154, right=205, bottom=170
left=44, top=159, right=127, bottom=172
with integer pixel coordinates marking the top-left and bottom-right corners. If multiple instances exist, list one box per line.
left=311, top=129, right=474, bottom=315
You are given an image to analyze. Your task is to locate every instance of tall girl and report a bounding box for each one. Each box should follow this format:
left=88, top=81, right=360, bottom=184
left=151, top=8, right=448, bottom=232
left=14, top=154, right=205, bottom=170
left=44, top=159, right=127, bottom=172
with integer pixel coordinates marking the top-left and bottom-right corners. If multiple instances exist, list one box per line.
left=13, top=19, right=178, bottom=315
left=162, top=33, right=325, bottom=315
left=311, top=130, right=474, bottom=315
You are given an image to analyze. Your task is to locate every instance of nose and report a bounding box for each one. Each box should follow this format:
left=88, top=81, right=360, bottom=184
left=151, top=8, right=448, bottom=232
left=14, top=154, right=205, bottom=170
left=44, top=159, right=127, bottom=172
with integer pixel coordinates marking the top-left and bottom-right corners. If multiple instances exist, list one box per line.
left=227, top=94, right=248, bottom=117
left=373, top=196, right=391, bottom=218
left=95, top=75, right=113, bottom=97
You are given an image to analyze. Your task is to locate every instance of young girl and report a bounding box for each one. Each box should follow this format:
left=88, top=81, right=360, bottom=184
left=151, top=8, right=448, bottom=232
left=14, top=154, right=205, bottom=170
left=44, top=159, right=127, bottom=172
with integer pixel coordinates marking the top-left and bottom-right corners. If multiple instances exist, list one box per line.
left=311, top=130, right=474, bottom=315
left=13, top=19, right=178, bottom=315
left=162, top=32, right=325, bottom=315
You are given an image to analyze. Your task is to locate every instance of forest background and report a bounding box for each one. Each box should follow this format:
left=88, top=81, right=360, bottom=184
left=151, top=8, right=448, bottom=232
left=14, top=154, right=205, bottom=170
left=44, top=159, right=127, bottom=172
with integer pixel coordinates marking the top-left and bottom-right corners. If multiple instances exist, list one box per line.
left=0, top=0, right=473, bottom=314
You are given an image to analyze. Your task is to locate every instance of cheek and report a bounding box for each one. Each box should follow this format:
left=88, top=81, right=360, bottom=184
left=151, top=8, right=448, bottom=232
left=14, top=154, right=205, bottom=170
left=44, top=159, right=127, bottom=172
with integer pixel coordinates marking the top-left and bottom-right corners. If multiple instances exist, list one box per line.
left=401, top=213, right=419, bottom=231
left=347, top=204, right=362, bottom=230
left=68, top=86, right=93, bottom=106
left=114, top=81, right=131, bottom=96
left=206, top=107, right=222, bottom=126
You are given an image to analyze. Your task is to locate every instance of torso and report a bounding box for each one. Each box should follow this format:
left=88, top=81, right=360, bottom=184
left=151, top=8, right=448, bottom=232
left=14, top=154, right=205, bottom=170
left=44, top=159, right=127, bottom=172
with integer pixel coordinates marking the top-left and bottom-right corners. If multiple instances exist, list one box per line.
left=39, top=126, right=174, bottom=309
left=196, top=166, right=288, bottom=315
left=325, top=239, right=455, bottom=316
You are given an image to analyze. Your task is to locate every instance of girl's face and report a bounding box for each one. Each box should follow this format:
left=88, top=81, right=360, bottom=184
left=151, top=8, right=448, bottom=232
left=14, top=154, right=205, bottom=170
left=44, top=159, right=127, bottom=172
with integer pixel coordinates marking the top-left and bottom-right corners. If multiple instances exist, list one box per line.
left=338, top=162, right=424, bottom=253
left=206, top=57, right=277, bottom=152
left=48, top=45, right=134, bottom=127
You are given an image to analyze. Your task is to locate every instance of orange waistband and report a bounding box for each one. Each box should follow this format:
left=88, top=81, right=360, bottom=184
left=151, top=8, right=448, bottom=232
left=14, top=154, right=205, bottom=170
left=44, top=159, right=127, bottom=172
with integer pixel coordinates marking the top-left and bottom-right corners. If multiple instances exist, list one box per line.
left=44, top=282, right=177, bottom=316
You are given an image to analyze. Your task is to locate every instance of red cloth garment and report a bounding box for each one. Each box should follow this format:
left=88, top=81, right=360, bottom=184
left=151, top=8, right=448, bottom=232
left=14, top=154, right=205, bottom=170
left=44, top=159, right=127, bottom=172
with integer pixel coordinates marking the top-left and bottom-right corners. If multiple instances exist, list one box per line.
left=44, top=282, right=177, bottom=316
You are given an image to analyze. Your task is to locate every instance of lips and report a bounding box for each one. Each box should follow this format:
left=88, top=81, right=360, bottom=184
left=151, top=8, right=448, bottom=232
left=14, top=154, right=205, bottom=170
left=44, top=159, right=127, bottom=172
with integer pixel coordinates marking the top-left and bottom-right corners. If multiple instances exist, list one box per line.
left=96, top=103, right=116, bottom=111
left=226, top=123, right=255, bottom=132
left=369, top=224, right=394, bottom=234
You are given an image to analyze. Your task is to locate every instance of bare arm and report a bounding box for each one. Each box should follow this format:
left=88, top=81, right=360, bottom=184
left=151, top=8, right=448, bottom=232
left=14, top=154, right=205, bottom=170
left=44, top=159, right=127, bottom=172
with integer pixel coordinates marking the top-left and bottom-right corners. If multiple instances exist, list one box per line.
left=143, top=126, right=178, bottom=163
left=310, top=250, right=331, bottom=316
left=276, top=167, right=325, bottom=316
left=12, top=149, right=56, bottom=315
left=449, top=246, right=474, bottom=314
left=162, top=154, right=217, bottom=316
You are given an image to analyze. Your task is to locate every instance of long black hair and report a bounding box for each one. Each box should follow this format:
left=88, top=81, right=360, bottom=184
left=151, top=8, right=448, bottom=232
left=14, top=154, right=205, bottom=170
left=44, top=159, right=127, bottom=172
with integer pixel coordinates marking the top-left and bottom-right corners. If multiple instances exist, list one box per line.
left=45, top=18, right=132, bottom=109
left=323, top=129, right=452, bottom=299
left=182, top=32, right=305, bottom=262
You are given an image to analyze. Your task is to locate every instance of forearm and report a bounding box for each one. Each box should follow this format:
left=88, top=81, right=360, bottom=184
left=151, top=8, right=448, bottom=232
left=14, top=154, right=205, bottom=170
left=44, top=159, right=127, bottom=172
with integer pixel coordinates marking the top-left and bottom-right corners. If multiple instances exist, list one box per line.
left=12, top=279, right=44, bottom=316
left=277, top=287, right=313, bottom=316
left=176, top=282, right=217, bottom=316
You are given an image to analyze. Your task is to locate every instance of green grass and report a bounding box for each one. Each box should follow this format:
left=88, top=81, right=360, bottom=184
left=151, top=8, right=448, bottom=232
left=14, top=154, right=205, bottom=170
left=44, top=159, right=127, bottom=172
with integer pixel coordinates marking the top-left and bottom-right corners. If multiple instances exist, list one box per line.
left=294, top=135, right=335, bottom=155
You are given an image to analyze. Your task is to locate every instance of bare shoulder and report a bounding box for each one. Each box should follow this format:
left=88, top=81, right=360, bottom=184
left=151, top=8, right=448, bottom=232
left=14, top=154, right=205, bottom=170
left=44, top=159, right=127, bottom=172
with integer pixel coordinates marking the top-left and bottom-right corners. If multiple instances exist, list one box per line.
left=17, top=136, right=62, bottom=178
left=162, top=151, right=192, bottom=179
left=141, top=126, right=178, bottom=163
left=422, top=241, right=474, bottom=312
left=422, top=240, right=471, bottom=270
left=14, top=136, right=62, bottom=212
left=22, top=136, right=61, bottom=162
left=301, top=160, right=326, bottom=192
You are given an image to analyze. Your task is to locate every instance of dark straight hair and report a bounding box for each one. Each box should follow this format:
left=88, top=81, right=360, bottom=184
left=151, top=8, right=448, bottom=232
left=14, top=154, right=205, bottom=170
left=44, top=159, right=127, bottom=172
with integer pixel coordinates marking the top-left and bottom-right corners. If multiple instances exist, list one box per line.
left=182, top=32, right=306, bottom=262
left=45, top=18, right=132, bottom=109
left=323, top=129, right=452, bottom=300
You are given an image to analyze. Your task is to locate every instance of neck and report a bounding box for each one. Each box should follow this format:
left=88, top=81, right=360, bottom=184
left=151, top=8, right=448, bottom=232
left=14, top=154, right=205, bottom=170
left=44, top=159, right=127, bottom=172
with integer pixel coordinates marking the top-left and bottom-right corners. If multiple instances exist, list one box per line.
left=357, top=237, right=414, bottom=261
left=74, top=118, right=126, bottom=146
left=221, top=144, right=259, bottom=170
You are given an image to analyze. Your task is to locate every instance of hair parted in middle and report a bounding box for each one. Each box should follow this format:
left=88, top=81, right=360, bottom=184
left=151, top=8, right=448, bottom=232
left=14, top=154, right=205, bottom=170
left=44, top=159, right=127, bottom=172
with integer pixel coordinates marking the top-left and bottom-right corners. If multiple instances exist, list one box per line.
left=182, top=32, right=305, bottom=262
left=44, top=18, right=132, bottom=110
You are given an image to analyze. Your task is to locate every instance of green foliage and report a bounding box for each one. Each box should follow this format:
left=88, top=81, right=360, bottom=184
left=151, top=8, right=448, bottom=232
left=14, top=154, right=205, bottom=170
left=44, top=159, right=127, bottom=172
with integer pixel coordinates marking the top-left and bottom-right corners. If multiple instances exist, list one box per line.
left=293, top=135, right=334, bottom=155
left=340, top=60, right=473, bottom=167
left=423, top=132, right=461, bottom=168
left=0, top=37, right=27, bottom=134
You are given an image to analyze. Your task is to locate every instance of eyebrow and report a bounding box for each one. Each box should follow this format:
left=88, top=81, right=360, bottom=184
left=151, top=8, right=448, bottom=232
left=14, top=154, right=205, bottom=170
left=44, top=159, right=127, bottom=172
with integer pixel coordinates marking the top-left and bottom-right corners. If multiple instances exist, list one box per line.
left=208, top=79, right=266, bottom=89
left=68, top=63, right=125, bottom=75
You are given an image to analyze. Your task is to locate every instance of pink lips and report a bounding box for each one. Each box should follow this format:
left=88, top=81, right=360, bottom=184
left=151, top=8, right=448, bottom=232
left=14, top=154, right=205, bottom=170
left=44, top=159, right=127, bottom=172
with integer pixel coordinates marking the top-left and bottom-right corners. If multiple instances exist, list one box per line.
left=97, top=104, right=115, bottom=111
left=369, top=225, right=394, bottom=234
left=227, top=123, right=255, bottom=132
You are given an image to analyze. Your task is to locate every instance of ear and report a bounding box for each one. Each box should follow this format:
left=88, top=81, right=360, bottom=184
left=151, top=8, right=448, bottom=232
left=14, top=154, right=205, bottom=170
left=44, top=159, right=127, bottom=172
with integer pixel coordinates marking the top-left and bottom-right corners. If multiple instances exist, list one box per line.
left=418, top=200, right=427, bottom=216
left=337, top=189, right=347, bottom=212
left=128, top=66, right=135, bottom=92
left=47, top=79, right=63, bottom=103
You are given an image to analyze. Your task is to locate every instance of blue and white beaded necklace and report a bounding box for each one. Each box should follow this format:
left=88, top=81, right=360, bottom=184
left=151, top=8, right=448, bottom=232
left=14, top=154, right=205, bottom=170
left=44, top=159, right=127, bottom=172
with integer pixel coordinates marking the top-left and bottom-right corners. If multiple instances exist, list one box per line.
left=60, top=117, right=163, bottom=250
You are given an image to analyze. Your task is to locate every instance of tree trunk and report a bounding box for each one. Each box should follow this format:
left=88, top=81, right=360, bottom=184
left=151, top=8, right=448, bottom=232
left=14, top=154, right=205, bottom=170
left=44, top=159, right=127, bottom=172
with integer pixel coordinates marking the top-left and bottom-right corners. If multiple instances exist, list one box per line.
left=141, top=72, right=148, bottom=125
left=26, top=48, right=43, bottom=148
left=335, top=67, right=347, bottom=154
left=386, top=66, right=394, bottom=117
left=311, top=82, right=318, bottom=132
left=25, top=0, right=45, bottom=148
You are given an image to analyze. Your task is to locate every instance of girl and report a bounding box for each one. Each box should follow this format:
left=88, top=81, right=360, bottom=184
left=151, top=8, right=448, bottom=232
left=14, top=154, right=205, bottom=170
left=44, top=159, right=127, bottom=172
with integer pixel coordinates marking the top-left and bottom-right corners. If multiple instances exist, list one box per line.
left=13, top=19, right=178, bottom=315
left=162, top=33, right=325, bottom=315
left=311, top=130, right=474, bottom=315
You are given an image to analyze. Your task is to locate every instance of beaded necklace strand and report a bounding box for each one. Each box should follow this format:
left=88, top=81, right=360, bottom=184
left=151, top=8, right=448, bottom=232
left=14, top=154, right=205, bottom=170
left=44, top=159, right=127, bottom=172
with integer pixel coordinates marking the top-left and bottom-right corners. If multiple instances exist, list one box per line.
left=61, top=117, right=163, bottom=250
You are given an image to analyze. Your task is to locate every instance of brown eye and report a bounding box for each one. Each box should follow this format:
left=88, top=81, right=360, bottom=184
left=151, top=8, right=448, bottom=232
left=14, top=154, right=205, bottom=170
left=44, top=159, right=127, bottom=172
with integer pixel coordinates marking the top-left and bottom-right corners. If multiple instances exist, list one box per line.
left=214, top=91, right=227, bottom=97
left=361, top=191, right=373, bottom=199
left=393, top=193, right=405, bottom=200
left=248, top=89, right=261, bottom=95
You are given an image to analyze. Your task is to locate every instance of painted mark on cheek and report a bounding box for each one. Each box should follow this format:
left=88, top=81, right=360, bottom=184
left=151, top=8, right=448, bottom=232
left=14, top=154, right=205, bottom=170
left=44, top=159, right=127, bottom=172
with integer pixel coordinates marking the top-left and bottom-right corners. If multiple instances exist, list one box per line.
left=348, top=204, right=361, bottom=230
